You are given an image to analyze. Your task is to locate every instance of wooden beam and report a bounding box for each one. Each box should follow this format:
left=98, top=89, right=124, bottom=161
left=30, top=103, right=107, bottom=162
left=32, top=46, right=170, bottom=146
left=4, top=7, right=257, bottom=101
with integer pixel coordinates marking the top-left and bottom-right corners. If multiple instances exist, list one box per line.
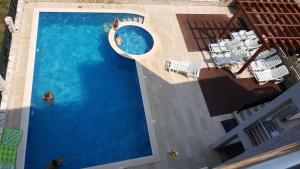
left=218, top=8, right=241, bottom=39
left=265, top=37, right=300, bottom=39
left=237, top=44, right=267, bottom=74
left=257, top=2, right=297, bottom=49
left=265, top=1, right=300, bottom=39
left=237, top=1, right=266, bottom=44
left=254, top=24, right=300, bottom=27
left=245, top=11, right=300, bottom=15
left=239, top=0, right=297, bottom=5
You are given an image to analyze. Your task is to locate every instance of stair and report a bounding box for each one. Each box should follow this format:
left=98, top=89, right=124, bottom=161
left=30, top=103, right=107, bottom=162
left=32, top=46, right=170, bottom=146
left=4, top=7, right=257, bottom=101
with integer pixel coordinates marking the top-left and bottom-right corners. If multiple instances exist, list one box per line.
left=121, top=17, right=144, bottom=24
left=238, top=103, right=268, bottom=122
left=138, top=17, right=144, bottom=24
left=245, top=120, right=271, bottom=146
left=233, top=111, right=243, bottom=124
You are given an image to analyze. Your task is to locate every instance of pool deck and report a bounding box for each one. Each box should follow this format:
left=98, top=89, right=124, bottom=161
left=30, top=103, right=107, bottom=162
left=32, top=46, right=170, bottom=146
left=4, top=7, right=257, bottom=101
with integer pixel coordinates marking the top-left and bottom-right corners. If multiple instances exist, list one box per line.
left=7, top=2, right=235, bottom=169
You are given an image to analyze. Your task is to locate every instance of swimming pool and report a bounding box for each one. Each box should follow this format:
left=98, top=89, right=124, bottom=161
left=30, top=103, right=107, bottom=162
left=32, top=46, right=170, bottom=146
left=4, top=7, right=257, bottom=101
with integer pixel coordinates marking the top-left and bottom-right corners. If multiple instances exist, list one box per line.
left=24, top=12, right=153, bottom=169
left=117, top=25, right=154, bottom=55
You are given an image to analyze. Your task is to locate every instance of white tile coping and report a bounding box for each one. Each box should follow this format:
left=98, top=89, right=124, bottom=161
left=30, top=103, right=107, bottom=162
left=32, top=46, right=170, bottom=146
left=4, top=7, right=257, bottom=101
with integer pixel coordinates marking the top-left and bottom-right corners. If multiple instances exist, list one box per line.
left=108, top=22, right=159, bottom=60
left=18, top=8, right=160, bottom=169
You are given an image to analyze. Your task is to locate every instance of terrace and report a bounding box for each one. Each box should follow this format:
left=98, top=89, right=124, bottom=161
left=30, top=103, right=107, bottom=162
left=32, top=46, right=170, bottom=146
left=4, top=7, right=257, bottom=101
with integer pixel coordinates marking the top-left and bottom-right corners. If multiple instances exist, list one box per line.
left=0, top=0, right=299, bottom=169
left=176, top=12, right=284, bottom=116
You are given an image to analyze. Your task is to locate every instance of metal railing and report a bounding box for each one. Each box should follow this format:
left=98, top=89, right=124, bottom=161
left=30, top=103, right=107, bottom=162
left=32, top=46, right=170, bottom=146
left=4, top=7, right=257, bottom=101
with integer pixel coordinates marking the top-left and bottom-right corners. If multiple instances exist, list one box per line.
left=0, top=0, right=19, bottom=78
left=277, top=47, right=300, bottom=86
left=245, top=120, right=271, bottom=146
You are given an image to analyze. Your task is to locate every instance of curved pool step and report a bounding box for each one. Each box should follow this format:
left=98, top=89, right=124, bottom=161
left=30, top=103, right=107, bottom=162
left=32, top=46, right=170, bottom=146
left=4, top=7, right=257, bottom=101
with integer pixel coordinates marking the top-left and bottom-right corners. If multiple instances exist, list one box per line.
left=138, top=17, right=144, bottom=24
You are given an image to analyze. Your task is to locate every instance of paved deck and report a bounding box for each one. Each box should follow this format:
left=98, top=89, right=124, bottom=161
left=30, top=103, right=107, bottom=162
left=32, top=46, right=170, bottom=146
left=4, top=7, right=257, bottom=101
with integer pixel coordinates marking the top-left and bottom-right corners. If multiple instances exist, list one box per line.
left=199, top=67, right=282, bottom=116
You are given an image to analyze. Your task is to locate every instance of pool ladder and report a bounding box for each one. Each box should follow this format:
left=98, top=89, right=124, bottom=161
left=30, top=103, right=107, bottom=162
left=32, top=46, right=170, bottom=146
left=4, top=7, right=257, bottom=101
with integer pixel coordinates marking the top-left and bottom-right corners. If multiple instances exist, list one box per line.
left=122, top=16, right=144, bottom=24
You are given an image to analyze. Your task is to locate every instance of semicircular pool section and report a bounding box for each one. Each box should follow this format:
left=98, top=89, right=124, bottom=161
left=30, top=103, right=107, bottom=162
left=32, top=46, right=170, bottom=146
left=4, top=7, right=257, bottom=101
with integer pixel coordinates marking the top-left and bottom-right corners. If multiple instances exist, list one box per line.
left=116, top=25, right=154, bottom=55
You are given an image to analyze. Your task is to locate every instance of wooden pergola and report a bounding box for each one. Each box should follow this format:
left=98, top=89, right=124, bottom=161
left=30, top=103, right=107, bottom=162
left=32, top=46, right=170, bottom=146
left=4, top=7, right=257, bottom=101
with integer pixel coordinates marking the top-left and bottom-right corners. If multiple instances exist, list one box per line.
left=219, top=0, right=300, bottom=74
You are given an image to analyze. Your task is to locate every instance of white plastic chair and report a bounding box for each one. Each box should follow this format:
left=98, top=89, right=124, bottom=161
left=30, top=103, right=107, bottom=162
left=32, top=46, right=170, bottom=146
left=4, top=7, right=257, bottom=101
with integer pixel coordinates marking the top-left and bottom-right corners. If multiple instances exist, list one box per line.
left=165, top=60, right=202, bottom=79
left=250, top=55, right=282, bottom=71
left=253, top=65, right=289, bottom=85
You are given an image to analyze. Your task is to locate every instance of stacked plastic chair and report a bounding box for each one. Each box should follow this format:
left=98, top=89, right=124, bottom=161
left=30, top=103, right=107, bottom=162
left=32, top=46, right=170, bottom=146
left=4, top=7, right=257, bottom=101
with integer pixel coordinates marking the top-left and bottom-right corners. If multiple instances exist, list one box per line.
left=0, top=128, right=23, bottom=169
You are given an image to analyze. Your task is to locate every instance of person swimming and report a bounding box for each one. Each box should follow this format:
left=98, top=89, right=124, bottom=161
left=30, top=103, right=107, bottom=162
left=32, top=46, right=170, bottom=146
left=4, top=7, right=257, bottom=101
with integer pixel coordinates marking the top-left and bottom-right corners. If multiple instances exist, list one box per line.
left=115, top=34, right=123, bottom=46
left=43, top=92, right=55, bottom=105
left=46, top=157, right=65, bottom=169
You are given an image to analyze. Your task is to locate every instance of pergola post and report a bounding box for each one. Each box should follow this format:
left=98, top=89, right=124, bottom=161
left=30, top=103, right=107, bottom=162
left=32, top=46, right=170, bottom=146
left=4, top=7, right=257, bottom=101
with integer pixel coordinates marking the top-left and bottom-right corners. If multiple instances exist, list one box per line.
left=218, top=8, right=241, bottom=40
left=237, top=44, right=267, bottom=74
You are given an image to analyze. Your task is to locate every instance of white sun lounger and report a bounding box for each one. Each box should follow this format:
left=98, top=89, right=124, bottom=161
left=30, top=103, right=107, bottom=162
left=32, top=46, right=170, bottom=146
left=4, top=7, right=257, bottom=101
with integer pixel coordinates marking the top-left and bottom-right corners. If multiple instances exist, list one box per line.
left=208, top=39, right=241, bottom=53
left=165, top=60, right=202, bottom=79
left=231, top=30, right=257, bottom=41
left=213, top=50, right=250, bottom=68
left=253, top=65, right=289, bottom=85
left=213, top=52, right=234, bottom=67
left=242, top=38, right=262, bottom=50
left=250, top=55, right=282, bottom=71
left=210, top=38, right=260, bottom=53
left=245, top=48, right=277, bottom=60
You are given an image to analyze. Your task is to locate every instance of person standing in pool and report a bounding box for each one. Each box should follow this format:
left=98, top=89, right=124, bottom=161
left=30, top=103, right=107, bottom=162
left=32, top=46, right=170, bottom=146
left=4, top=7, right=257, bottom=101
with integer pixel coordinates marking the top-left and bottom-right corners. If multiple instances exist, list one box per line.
left=115, top=34, right=123, bottom=46
left=43, top=92, right=55, bottom=105
left=113, top=17, right=120, bottom=30
left=46, top=157, right=65, bottom=169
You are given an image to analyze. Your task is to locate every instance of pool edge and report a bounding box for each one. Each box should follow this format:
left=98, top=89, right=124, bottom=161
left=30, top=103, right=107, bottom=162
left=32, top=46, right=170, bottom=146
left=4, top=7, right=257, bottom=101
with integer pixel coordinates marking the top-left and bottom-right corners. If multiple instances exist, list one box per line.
left=18, top=8, right=40, bottom=169
left=108, top=22, right=159, bottom=60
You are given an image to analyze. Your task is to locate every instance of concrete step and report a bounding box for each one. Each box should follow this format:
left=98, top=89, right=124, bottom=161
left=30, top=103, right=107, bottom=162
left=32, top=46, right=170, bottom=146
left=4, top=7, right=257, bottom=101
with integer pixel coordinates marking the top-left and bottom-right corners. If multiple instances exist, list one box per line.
left=233, top=111, right=244, bottom=124
left=240, top=109, right=251, bottom=120
left=138, top=17, right=143, bottom=24
left=239, top=103, right=268, bottom=121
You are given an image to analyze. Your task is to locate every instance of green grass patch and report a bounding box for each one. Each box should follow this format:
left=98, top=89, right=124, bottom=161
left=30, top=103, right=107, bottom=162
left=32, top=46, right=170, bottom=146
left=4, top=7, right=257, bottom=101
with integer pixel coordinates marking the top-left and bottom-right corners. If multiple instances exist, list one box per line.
left=0, top=0, right=10, bottom=51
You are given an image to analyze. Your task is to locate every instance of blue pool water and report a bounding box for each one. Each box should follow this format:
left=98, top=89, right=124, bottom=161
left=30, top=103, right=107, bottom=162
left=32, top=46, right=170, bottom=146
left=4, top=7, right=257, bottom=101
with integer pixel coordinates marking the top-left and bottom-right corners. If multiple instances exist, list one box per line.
left=117, top=25, right=154, bottom=55
left=25, top=12, right=152, bottom=169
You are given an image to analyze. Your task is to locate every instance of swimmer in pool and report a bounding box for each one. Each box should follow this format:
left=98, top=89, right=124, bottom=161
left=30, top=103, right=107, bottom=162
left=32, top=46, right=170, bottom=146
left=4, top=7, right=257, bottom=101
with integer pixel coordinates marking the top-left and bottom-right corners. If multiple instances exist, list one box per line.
left=46, top=157, right=65, bottom=169
left=115, top=34, right=123, bottom=46
left=112, top=17, right=120, bottom=30
left=43, top=92, right=55, bottom=105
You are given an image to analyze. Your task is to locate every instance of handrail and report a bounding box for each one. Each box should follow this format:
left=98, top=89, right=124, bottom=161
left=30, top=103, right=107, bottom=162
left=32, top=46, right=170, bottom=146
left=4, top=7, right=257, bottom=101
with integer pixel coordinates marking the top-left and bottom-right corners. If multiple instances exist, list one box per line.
left=277, top=47, right=300, bottom=80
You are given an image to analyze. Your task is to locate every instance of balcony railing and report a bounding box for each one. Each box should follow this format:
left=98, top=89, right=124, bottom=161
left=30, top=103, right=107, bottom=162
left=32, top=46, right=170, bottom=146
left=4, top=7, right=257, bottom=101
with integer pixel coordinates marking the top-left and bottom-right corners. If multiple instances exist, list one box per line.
left=245, top=120, right=271, bottom=146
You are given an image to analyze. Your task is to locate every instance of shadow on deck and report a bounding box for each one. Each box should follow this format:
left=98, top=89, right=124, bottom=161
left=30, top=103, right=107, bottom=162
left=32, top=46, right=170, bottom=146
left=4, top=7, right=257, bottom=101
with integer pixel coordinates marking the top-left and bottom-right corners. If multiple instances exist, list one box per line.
left=199, top=68, right=282, bottom=116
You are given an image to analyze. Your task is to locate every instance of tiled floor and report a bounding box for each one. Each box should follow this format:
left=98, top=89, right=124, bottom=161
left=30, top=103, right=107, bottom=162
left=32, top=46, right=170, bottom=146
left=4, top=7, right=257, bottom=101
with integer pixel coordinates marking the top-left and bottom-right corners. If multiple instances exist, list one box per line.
left=7, top=2, right=239, bottom=169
